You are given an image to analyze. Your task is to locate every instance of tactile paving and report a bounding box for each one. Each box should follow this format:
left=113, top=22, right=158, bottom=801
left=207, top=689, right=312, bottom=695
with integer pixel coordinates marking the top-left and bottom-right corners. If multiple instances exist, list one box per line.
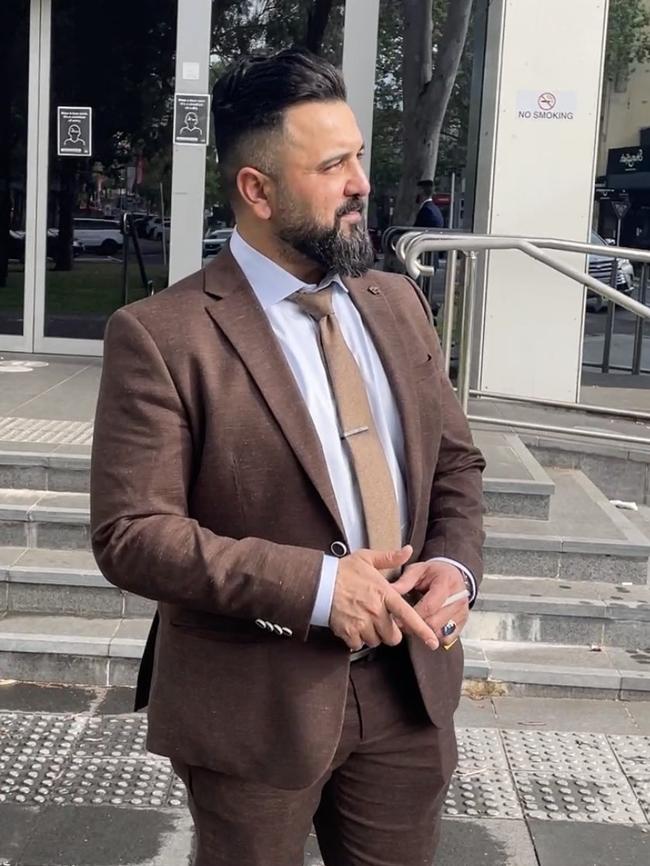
left=456, top=727, right=510, bottom=774
left=51, top=756, right=173, bottom=806
left=0, top=713, right=85, bottom=756
left=75, top=716, right=148, bottom=758
left=445, top=771, right=523, bottom=819
left=609, top=735, right=650, bottom=821
left=514, top=773, right=646, bottom=823
left=502, top=730, right=621, bottom=779
left=446, top=728, right=522, bottom=818
left=166, top=774, right=189, bottom=808
left=0, top=752, right=68, bottom=804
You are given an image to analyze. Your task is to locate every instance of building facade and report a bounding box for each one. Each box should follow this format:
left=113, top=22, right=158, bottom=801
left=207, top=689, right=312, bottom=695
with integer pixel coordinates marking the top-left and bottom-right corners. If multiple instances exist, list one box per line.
left=1, top=1, right=615, bottom=405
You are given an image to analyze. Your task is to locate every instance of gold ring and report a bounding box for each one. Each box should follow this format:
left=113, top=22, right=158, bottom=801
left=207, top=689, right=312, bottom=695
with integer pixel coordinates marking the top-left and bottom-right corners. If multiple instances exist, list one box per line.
left=443, top=638, right=459, bottom=651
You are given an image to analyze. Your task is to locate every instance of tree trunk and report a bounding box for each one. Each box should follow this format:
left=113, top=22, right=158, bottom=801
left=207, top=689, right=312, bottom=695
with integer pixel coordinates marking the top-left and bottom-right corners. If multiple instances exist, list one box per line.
left=393, top=0, right=474, bottom=228
left=54, top=160, right=76, bottom=271
left=304, top=0, right=335, bottom=54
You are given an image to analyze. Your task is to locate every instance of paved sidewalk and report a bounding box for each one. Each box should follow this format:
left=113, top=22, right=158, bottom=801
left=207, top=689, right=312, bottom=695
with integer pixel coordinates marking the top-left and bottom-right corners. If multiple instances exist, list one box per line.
left=1, top=685, right=649, bottom=865
left=1, top=353, right=650, bottom=437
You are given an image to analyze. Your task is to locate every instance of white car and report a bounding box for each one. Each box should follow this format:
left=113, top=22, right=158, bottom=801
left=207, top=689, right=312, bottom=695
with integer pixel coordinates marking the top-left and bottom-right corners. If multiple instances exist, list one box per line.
left=586, top=230, right=634, bottom=312
left=73, top=218, right=123, bottom=256
left=203, top=228, right=233, bottom=261
left=151, top=218, right=171, bottom=242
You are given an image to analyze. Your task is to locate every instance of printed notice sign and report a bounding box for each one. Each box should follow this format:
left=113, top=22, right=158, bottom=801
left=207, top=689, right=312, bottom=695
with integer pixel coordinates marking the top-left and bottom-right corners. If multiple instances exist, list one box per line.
left=58, top=107, right=92, bottom=156
left=173, top=94, right=210, bottom=146
left=516, top=91, right=577, bottom=121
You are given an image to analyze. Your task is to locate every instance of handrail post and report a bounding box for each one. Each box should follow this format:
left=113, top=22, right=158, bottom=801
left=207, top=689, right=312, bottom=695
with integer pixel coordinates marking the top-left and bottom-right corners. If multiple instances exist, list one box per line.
left=457, top=251, right=478, bottom=413
left=120, top=213, right=130, bottom=308
left=441, top=249, right=458, bottom=374
left=601, top=257, right=618, bottom=374
left=632, top=263, right=648, bottom=375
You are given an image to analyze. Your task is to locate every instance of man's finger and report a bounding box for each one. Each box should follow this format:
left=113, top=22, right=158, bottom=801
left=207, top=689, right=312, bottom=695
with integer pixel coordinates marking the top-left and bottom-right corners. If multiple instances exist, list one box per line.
left=366, top=544, right=413, bottom=572
left=374, top=609, right=403, bottom=647
left=390, top=564, right=423, bottom=595
left=385, top=592, right=439, bottom=650
left=416, top=580, right=460, bottom=618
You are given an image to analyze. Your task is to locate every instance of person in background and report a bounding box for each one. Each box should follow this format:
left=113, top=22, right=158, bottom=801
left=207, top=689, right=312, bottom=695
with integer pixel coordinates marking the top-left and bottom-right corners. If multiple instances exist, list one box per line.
left=415, top=179, right=445, bottom=229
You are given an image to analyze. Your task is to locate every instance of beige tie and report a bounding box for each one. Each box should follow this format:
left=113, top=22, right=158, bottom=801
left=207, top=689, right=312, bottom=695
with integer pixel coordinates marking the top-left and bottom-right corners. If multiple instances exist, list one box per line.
left=291, top=287, right=402, bottom=554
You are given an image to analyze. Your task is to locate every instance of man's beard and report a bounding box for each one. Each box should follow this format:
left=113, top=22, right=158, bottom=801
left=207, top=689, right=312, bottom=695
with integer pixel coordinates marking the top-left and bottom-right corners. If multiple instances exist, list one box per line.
left=277, top=196, right=375, bottom=278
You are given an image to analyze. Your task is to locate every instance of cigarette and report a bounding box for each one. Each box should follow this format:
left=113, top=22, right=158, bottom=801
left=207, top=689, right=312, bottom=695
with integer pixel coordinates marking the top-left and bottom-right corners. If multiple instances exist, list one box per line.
left=441, top=588, right=469, bottom=608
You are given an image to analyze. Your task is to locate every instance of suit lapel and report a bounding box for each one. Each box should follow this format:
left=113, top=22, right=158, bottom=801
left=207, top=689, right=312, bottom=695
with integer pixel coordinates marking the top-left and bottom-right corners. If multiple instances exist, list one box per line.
left=202, top=250, right=345, bottom=539
left=344, top=274, right=423, bottom=542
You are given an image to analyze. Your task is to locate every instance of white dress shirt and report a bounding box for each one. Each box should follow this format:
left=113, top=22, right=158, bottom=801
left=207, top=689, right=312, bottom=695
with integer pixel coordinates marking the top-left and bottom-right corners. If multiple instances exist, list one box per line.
left=229, top=228, right=476, bottom=626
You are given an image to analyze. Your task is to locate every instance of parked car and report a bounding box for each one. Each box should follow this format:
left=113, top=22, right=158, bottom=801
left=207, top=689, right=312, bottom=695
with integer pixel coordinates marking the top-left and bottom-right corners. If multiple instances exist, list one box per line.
left=46, top=229, right=84, bottom=259
left=73, top=218, right=123, bottom=256
left=144, top=215, right=166, bottom=238
left=203, top=227, right=233, bottom=261
left=8, top=229, right=83, bottom=261
left=586, top=230, right=634, bottom=312
left=151, top=218, right=171, bottom=242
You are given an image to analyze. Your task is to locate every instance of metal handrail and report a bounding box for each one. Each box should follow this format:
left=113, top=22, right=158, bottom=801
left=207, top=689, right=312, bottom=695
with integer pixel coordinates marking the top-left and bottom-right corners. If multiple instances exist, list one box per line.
left=394, top=230, right=650, bottom=445
left=403, top=233, right=650, bottom=320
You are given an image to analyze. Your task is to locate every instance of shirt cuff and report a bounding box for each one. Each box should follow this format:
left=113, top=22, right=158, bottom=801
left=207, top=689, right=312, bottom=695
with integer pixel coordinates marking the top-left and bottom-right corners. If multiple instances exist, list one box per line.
left=310, top=554, right=339, bottom=627
left=428, top=556, right=477, bottom=604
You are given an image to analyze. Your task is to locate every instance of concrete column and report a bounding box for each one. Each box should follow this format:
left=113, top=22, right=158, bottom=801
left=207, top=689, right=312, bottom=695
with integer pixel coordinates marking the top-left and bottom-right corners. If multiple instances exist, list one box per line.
left=473, top=0, right=610, bottom=401
left=342, top=0, right=380, bottom=178
left=168, top=0, right=212, bottom=285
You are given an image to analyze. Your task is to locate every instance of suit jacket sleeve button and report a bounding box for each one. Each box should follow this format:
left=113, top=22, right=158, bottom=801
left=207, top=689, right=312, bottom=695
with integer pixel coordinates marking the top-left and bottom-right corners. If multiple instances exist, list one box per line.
left=330, top=541, right=348, bottom=557
left=255, top=619, right=267, bottom=630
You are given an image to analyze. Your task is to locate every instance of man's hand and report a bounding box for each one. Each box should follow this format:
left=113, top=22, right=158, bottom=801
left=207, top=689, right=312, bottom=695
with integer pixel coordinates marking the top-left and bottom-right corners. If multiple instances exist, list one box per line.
left=391, top=560, right=469, bottom=647
left=329, top=546, right=440, bottom=652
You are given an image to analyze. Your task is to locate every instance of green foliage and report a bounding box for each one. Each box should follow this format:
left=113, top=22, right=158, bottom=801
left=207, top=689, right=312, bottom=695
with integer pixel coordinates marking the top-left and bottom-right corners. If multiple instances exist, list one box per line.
left=370, top=0, right=474, bottom=207
left=605, top=0, right=650, bottom=88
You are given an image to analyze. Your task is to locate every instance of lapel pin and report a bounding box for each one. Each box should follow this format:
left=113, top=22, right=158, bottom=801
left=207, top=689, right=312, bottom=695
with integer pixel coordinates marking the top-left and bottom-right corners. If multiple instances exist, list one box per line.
left=368, top=286, right=380, bottom=295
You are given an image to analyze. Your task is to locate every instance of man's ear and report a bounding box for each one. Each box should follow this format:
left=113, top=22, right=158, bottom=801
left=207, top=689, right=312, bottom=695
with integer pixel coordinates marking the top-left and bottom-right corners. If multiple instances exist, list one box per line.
left=236, top=167, right=274, bottom=221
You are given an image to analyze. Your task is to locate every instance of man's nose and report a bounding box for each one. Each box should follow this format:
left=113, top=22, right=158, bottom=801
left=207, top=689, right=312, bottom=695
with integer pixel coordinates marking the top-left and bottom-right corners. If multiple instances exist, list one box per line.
left=345, top=159, right=371, bottom=199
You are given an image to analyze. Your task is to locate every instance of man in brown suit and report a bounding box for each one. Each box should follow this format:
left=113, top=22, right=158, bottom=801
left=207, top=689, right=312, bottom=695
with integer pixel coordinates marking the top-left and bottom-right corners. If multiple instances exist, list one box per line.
left=91, top=49, right=484, bottom=866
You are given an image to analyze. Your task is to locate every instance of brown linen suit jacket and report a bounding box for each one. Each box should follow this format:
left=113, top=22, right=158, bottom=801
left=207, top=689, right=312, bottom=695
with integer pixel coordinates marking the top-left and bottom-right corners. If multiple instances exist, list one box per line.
left=90, top=247, right=485, bottom=790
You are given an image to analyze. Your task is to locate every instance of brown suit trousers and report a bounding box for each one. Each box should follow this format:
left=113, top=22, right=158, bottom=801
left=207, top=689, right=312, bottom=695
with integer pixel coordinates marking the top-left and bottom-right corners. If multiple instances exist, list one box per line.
left=172, top=645, right=457, bottom=866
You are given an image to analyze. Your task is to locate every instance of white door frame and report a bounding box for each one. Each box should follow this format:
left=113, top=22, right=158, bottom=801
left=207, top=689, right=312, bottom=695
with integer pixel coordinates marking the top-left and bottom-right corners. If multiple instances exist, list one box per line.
left=0, top=0, right=40, bottom=353
left=31, top=0, right=104, bottom=356
left=0, top=0, right=103, bottom=356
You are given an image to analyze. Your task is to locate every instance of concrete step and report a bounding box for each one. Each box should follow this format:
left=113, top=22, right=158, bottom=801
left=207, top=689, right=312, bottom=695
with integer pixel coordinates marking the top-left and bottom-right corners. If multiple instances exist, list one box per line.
left=0, top=436, right=554, bottom=520
left=0, top=488, right=90, bottom=550
left=0, top=614, right=147, bottom=687
left=469, top=396, right=650, bottom=506
left=467, top=576, right=650, bottom=650
left=0, top=547, right=154, bottom=618
left=0, top=449, right=89, bottom=492
left=463, top=639, right=650, bottom=700
left=0, top=614, right=648, bottom=699
left=484, top=468, right=650, bottom=584
left=474, top=430, right=554, bottom=519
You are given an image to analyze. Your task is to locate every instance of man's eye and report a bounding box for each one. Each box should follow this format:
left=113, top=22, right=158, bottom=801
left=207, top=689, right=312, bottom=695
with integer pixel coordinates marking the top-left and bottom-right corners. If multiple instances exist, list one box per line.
left=324, top=160, right=343, bottom=172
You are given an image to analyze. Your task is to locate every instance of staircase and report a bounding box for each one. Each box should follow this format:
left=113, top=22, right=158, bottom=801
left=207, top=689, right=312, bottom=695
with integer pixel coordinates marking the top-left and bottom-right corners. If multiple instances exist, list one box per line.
left=0, top=431, right=649, bottom=698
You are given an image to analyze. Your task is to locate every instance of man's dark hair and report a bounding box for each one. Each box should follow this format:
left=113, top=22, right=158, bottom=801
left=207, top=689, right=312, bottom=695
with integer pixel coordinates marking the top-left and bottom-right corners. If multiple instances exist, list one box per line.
left=211, top=48, right=347, bottom=196
left=417, top=179, right=435, bottom=195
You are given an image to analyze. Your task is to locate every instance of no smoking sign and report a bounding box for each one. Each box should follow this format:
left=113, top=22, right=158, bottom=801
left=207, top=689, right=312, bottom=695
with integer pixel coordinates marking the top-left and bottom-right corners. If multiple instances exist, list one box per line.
left=537, top=92, right=557, bottom=111
left=517, top=90, right=576, bottom=121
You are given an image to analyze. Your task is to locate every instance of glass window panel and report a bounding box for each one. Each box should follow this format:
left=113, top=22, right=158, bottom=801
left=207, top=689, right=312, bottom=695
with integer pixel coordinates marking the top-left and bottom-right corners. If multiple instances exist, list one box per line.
left=0, top=0, right=30, bottom=337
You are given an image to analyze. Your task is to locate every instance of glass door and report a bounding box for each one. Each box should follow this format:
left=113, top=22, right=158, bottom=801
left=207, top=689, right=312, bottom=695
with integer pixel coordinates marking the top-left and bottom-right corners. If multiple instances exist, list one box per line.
left=33, top=0, right=178, bottom=354
left=0, top=0, right=31, bottom=351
